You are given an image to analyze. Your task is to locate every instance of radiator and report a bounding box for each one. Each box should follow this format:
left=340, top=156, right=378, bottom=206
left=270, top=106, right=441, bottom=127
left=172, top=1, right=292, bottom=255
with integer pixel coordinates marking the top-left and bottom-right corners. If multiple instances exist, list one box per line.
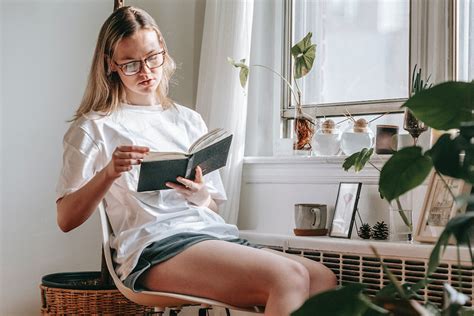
left=240, top=231, right=473, bottom=307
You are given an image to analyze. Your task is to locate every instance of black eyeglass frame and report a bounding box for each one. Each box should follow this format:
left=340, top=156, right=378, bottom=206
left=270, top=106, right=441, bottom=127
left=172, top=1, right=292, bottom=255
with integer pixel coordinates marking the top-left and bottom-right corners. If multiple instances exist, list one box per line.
left=113, top=50, right=166, bottom=76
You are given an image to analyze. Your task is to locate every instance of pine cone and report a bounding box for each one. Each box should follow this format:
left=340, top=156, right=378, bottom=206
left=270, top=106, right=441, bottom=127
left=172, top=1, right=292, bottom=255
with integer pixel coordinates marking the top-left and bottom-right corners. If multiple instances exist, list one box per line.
left=358, top=223, right=372, bottom=239
left=372, top=221, right=389, bottom=240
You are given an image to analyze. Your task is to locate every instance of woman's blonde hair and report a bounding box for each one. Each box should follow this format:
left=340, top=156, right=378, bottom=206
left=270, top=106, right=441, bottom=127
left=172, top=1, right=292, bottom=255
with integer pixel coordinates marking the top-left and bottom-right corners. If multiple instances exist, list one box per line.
left=73, top=6, right=176, bottom=120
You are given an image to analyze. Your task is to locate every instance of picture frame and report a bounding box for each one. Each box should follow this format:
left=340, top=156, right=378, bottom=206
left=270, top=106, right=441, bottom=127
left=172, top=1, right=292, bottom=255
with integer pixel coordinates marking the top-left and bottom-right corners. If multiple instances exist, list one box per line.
left=329, top=182, right=362, bottom=238
left=414, top=172, right=472, bottom=243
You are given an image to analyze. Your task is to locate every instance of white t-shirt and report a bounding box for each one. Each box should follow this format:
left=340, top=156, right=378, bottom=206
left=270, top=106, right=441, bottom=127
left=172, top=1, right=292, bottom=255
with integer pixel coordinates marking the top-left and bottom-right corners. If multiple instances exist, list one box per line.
left=56, top=103, right=239, bottom=280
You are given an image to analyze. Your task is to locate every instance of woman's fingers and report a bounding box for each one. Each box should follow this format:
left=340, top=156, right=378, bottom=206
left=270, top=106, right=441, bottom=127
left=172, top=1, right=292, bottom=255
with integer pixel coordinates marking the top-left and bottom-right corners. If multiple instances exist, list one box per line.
left=165, top=181, right=192, bottom=195
left=174, top=177, right=196, bottom=191
left=195, top=166, right=203, bottom=183
left=117, top=145, right=150, bottom=153
left=114, top=151, right=147, bottom=159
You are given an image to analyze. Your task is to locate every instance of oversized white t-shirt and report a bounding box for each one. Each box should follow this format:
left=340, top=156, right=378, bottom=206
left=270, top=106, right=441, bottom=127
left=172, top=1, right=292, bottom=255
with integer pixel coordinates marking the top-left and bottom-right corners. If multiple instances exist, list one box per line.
left=56, top=103, right=240, bottom=280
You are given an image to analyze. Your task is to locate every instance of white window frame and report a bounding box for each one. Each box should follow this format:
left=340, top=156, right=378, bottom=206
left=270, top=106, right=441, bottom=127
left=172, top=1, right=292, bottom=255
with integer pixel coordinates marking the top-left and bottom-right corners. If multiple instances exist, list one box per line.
left=280, top=0, right=456, bottom=137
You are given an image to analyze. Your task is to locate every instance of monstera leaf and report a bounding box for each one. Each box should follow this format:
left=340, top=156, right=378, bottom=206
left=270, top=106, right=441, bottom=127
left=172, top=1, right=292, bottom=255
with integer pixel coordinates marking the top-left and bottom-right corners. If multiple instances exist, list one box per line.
left=291, top=32, right=316, bottom=79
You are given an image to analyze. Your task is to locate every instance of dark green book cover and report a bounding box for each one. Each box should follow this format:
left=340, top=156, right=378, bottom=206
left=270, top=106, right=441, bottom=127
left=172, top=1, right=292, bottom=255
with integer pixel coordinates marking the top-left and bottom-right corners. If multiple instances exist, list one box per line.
left=137, top=132, right=232, bottom=192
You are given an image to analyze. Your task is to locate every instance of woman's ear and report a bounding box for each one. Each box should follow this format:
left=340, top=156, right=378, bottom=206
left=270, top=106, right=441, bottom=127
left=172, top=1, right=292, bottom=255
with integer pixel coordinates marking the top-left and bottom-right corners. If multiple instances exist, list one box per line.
left=105, top=55, right=116, bottom=75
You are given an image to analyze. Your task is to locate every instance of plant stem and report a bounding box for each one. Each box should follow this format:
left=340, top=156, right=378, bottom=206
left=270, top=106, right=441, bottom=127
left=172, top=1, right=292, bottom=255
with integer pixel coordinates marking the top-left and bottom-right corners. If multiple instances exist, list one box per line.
left=369, top=160, right=412, bottom=230
left=368, top=161, right=381, bottom=172
left=395, top=198, right=413, bottom=230
left=251, top=64, right=299, bottom=106
left=293, top=73, right=302, bottom=97
left=456, top=245, right=463, bottom=293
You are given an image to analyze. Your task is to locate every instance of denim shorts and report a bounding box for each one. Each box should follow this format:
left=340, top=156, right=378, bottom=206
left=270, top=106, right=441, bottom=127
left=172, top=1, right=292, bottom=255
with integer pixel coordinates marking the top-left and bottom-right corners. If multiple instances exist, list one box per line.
left=123, top=232, right=262, bottom=292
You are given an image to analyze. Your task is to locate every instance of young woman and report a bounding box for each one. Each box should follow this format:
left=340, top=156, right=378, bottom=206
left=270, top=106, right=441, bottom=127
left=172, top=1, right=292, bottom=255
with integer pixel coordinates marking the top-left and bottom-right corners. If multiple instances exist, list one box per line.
left=56, top=6, right=336, bottom=316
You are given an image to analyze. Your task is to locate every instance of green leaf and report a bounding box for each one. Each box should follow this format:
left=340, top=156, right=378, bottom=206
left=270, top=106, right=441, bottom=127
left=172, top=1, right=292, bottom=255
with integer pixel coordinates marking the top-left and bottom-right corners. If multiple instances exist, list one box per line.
left=429, top=131, right=474, bottom=183
left=427, top=213, right=474, bottom=275
left=343, top=148, right=374, bottom=172
left=379, top=147, right=433, bottom=201
left=227, top=57, right=249, bottom=88
left=291, top=32, right=316, bottom=79
left=291, top=284, right=371, bottom=316
left=403, top=81, right=474, bottom=130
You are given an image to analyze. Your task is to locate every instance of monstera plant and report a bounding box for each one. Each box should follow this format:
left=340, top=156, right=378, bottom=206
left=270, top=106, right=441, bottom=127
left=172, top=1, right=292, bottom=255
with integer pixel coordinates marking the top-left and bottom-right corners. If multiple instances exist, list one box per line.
left=292, top=80, right=474, bottom=316
left=228, top=32, right=317, bottom=151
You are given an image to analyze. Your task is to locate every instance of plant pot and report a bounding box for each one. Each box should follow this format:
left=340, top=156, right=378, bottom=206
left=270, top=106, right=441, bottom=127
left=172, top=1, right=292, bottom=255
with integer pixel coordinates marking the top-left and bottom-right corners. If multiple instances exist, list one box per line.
left=40, top=271, right=152, bottom=315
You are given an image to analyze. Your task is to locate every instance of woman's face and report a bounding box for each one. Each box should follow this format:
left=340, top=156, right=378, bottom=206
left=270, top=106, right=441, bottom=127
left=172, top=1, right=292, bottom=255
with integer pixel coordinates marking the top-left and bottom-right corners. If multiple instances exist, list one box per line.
left=112, top=28, right=164, bottom=105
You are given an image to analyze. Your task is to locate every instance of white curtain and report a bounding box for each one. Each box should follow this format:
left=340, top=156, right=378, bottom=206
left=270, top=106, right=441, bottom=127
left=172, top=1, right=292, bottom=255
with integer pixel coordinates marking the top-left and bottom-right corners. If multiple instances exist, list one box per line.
left=196, top=0, right=254, bottom=224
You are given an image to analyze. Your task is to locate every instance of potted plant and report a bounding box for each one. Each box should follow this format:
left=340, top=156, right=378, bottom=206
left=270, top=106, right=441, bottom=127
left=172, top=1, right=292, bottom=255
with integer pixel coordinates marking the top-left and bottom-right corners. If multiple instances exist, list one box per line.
left=291, top=79, right=474, bottom=315
left=342, top=66, right=433, bottom=241
left=228, top=32, right=317, bottom=152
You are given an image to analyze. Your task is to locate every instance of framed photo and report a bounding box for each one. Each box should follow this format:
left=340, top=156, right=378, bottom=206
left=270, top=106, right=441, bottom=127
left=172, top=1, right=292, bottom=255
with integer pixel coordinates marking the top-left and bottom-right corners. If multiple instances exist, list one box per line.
left=329, top=182, right=362, bottom=238
left=414, top=172, right=472, bottom=243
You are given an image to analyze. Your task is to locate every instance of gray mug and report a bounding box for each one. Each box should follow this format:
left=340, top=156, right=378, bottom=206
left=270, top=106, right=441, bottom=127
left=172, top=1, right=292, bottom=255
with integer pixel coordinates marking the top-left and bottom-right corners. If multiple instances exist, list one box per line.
left=294, top=204, right=327, bottom=230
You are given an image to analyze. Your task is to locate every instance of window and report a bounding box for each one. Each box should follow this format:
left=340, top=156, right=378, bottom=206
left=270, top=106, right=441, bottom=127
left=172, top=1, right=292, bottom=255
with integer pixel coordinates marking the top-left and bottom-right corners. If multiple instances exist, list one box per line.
left=293, top=0, right=409, bottom=105
left=280, top=0, right=456, bottom=134
left=244, top=0, right=462, bottom=156
left=457, top=0, right=474, bottom=81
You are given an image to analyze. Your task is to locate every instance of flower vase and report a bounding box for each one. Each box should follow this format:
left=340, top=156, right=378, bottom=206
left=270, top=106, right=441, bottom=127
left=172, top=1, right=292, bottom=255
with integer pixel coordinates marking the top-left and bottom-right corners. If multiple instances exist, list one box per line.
left=293, top=106, right=315, bottom=155
left=388, top=191, right=413, bottom=242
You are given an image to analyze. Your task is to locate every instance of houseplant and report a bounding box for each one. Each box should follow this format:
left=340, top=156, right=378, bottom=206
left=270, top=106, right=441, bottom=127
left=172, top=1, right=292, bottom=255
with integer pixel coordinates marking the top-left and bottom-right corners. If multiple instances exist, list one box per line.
left=228, top=32, right=317, bottom=152
left=342, top=66, right=433, bottom=240
left=292, top=79, right=474, bottom=316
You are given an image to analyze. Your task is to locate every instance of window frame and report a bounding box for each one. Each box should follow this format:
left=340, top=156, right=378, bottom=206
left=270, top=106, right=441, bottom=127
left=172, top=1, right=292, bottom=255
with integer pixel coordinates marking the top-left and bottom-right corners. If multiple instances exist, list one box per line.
left=280, top=0, right=456, bottom=137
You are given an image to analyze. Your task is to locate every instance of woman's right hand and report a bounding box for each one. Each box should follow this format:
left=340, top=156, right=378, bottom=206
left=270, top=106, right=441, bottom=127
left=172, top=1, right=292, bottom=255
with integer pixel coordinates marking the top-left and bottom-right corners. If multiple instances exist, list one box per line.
left=105, top=145, right=150, bottom=179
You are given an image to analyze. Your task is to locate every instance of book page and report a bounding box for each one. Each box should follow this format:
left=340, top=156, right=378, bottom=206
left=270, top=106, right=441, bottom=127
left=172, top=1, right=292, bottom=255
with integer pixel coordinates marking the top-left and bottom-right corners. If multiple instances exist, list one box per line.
left=144, top=152, right=187, bottom=162
left=188, top=128, right=230, bottom=154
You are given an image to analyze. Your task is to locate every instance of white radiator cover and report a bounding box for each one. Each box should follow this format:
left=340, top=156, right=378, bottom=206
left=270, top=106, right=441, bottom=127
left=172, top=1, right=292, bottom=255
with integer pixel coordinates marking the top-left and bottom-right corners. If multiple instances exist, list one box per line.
left=240, top=231, right=473, bottom=308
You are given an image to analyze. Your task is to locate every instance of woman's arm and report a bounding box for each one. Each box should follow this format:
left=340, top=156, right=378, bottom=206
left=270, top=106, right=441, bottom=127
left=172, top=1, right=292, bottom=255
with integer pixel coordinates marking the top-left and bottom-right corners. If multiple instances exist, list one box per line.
left=57, top=145, right=149, bottom=232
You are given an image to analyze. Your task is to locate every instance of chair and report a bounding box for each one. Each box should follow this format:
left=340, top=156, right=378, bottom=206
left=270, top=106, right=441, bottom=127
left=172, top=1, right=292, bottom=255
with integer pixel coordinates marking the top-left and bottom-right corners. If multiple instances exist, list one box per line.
left=98, top=201, right=265, bottom=315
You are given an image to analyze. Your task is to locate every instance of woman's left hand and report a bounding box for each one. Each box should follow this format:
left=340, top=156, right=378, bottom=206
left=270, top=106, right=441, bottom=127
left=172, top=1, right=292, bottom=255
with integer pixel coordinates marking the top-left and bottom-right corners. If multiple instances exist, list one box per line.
left=166, top=166, right=212, bottom=207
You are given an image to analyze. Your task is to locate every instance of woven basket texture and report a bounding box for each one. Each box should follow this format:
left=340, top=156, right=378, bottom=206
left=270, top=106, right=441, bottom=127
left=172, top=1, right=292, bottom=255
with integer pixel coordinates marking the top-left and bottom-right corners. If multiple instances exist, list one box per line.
left=40, top=285, right=154, bottom=315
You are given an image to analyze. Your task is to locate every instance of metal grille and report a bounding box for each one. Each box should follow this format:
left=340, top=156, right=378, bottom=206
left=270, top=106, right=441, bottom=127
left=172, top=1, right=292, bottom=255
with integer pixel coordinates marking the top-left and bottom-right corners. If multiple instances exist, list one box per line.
left=263, top=246, right=473, bottom=308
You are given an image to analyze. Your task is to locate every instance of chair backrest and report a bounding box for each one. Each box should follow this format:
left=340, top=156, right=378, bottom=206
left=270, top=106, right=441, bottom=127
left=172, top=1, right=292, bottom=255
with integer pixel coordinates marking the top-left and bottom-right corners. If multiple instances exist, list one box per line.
left=98, top=201, right=264, bottom=312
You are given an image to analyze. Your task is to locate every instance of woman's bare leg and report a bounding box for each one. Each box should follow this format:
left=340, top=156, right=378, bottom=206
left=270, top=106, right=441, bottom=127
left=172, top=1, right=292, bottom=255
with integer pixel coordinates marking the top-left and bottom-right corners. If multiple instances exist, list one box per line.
left=139, top=240, right=311, bottom=316
left=260, top=248, right=338, bottom=295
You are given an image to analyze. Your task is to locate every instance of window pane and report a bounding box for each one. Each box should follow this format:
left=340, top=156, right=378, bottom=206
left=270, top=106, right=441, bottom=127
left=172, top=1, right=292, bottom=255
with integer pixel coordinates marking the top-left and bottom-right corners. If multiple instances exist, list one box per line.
left=293, top=0, right=410, bottom=105
left=457, top=0, right=474, bottom=81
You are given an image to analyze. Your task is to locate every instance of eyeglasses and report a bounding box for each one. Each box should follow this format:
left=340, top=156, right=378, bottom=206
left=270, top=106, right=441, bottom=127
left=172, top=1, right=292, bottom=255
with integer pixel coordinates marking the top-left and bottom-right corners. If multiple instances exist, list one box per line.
left=114, top=51, right=166, bottom=76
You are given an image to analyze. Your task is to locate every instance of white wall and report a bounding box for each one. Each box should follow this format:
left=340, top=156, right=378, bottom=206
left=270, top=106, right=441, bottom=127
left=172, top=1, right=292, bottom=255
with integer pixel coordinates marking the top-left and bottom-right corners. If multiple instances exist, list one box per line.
left=0, top=1, right=204, bottom=314
left=238, top=157, right=428, bottom=238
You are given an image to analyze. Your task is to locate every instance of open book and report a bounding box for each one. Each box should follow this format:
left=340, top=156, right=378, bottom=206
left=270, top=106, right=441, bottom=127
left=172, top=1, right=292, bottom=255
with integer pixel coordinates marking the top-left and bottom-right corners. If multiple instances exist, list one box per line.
left=137, top=128, right=233, bottom=192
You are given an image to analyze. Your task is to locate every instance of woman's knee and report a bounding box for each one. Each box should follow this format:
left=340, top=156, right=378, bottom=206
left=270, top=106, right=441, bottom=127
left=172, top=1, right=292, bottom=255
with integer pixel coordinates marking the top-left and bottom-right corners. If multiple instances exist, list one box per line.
left=272, top=260, right=311, bottom=297
left=308, top=264, right=337, bottom=294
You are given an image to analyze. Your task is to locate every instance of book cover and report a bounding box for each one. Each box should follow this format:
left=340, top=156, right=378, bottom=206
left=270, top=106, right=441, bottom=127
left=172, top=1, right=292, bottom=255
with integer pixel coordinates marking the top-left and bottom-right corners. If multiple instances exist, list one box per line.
left=137, top=129, right=233, bottom=192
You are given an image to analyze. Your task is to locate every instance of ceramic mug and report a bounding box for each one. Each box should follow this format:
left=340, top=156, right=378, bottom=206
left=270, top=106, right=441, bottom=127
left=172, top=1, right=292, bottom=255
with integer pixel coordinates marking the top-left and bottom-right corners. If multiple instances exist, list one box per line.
left=294, top=204, right=327, bottom=230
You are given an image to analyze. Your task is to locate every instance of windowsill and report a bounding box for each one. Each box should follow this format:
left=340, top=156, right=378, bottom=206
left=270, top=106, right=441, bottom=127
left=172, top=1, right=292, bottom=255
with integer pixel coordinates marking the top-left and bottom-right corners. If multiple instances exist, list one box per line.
left=243, top=155, right=390, bottom=166
left=239, top=230, right=471, bottom=261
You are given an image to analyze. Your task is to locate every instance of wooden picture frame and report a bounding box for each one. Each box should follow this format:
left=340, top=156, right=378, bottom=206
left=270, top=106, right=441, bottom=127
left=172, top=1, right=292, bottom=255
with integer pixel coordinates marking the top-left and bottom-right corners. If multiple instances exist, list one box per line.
left=414, top=172, right=472, bottom=243
left=329, top=182, right=362, bottom=238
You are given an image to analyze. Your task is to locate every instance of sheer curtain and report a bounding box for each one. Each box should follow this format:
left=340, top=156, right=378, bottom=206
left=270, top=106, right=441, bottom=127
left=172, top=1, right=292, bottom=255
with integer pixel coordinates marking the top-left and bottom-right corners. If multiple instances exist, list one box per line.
left=195, top=0, right=254, bottom=224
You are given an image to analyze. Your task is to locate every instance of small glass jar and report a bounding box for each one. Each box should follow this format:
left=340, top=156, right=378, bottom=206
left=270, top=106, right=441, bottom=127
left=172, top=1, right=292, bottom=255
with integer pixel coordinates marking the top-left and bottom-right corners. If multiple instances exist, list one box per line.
left=312, top=119, right=341, bottom=156
left=340, top=118, right=375, bottom=155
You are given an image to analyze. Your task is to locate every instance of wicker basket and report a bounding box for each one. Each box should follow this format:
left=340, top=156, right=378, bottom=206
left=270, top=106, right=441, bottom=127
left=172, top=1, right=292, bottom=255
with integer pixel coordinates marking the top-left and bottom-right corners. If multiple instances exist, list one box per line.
left=40, top=272, right=153, bottom=315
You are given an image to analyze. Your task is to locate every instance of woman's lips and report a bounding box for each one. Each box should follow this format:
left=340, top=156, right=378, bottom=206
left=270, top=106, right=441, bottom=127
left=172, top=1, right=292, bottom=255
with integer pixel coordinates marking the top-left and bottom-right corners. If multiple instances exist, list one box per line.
left=139, top=78, right=155, bottom=86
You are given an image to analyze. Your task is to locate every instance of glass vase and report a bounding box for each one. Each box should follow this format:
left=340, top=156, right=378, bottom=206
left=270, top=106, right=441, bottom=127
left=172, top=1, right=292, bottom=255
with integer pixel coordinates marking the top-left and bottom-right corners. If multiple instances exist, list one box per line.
left=388, top=191, right=413, bottom=242
left=293, top=107, right=315, bottom=155
left=340, top=119, right=375, bottom=155
left=311, top=119, right=341, bottom=156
